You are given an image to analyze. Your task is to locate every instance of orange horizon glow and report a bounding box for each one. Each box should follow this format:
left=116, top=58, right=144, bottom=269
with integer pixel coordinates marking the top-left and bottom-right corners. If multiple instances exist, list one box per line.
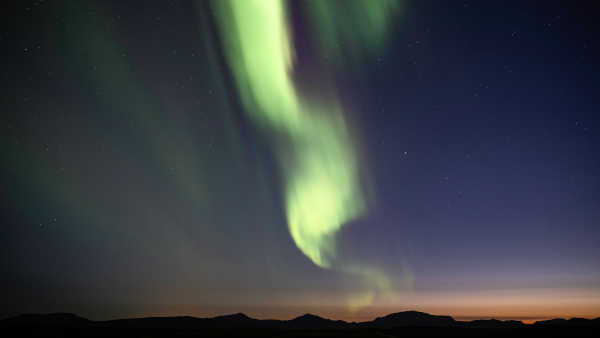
left=118, top=307, right=599, bottom=325
left=93, top=286, right=599, bottom=325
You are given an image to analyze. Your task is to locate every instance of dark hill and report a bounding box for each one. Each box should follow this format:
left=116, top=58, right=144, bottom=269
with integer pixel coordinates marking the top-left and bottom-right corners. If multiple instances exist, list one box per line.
left=366, top=311, right=456, bottom=328
left=287, top=313, right=349, bottom=329
left=462, top=319, right=525, bottom=328
left=211, top=312, right=262, bottom=328
left=534, top=317, right=600, bottom=327
left=2, top=310, right=599, bottom=334
left=1, top=313, right=90, bottom=328
left=103, top=316, right=208, bottom=329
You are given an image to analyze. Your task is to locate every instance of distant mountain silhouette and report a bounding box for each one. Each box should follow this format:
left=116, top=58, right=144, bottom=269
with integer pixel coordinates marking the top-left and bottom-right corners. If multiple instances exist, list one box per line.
left=2, top=310, right=599, bottom=334
left=366, top=311, right=456, bottom=328
left=1, top=313, right=90, bottom=328
left=287, top=313, right=349, bottom=329
left=534, top=317, right=600, bottom=327
left=103, top=315, right=209, bottom=329
left=211, top=312, right=262, bottom=328
left=462, top=319, right=525, bottom=328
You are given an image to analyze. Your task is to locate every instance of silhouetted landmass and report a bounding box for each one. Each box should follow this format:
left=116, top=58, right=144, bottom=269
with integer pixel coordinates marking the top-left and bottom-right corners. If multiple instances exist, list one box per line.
left=2, top=310, right=598, bottom=337
left=286, top=313, right=348, bottom=329
left=365, top=310, right=456, bottom=328
left=461, top=318, right=525, bottom=328
left=534, top=317, right=600, bottom=327
left=1, top=313, right=91, bottom=328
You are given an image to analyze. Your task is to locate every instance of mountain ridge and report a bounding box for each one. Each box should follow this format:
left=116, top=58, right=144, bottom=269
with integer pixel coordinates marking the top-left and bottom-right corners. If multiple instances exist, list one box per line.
left=2, top=310, right=599, bottom=329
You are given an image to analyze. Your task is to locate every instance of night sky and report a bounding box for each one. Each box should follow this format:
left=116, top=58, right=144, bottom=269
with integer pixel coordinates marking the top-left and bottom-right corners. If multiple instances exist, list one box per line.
left=2, top=0, right=599, bottom=323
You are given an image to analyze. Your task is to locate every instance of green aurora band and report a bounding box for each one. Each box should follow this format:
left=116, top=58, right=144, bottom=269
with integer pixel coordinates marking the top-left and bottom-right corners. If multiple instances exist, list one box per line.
left=212, top=0, right=398, bottom=284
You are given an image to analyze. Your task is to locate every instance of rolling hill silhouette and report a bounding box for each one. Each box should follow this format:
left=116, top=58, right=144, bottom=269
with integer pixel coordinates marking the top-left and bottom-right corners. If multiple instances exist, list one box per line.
left=1, top=313, right=91, bottom=328
left=365, top=310, right=456, bottom=328
left=2, top=310, right=598, bottom=337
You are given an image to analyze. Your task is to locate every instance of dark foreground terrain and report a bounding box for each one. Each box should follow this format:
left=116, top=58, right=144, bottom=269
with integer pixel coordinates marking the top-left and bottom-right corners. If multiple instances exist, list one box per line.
left=2, top=311, right=598, bottom=337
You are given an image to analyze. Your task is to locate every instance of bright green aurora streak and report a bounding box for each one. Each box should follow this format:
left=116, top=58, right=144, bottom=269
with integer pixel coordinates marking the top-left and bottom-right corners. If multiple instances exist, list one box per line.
left=211, top=0, right=397, bottom=271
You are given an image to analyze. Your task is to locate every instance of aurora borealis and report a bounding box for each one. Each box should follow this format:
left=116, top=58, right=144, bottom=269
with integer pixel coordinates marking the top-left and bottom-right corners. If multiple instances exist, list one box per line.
left=212, top=0, right=368, bottom=269
left=211, top=0, right=407, bottom=309
left=2, top=0, right=600, bottom=323
left=212, top=0, right=389, bottom=271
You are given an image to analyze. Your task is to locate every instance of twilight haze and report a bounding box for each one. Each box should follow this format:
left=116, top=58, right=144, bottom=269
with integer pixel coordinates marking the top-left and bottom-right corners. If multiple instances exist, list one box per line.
left=1, top=0, right=599, bottom=324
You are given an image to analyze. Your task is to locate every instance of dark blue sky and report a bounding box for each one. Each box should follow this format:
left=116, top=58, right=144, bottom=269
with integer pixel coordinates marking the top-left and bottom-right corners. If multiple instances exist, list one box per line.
left=356, top=0, right=599, bottom=286
left=1, top=0, right=598, bottom=321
